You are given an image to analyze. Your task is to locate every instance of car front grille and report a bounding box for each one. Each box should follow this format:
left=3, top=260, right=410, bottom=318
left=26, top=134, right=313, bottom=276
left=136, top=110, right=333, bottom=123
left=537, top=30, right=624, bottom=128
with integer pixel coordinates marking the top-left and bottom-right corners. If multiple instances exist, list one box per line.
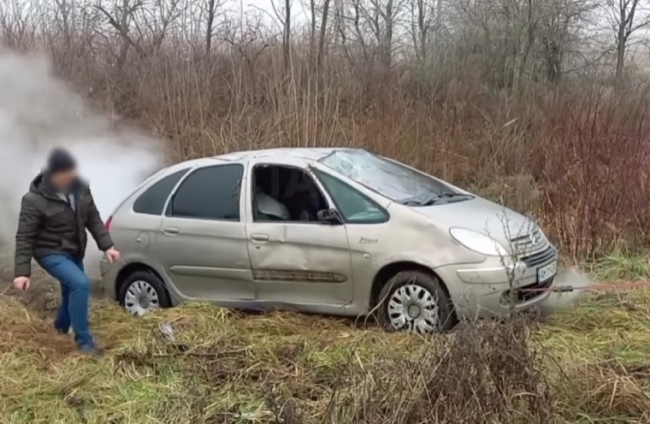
left=510, top=228, right=547, bottom=255
left=520, top=246, right=557, bottom=268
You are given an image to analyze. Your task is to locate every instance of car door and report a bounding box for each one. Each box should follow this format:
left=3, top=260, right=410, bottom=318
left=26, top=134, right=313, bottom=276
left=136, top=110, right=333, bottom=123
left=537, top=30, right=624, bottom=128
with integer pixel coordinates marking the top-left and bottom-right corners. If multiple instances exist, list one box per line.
left=153, top=162, right=255, bottom=301
left=313, top=168, right=393, bottom=303
left=245, top=161, right=354, bottom=307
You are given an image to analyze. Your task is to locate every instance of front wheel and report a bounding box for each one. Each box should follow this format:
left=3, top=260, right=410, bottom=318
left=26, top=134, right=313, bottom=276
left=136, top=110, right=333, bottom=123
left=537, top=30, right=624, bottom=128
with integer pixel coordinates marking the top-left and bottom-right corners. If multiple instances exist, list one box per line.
left=377, top=271, right=456, bottom=334
left=118, top=271, right=171, bottom=316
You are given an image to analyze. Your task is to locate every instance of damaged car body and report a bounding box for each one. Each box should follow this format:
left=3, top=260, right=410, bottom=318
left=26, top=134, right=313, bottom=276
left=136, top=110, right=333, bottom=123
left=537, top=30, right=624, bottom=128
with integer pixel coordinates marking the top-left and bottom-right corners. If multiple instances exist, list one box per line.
left=100, top=148, right=558, bottom=334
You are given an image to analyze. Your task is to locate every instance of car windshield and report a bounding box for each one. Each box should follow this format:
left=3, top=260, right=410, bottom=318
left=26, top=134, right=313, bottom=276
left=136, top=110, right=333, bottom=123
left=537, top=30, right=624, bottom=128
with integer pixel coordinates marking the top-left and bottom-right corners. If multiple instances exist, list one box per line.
left=319, top=150, right=463, bottom=204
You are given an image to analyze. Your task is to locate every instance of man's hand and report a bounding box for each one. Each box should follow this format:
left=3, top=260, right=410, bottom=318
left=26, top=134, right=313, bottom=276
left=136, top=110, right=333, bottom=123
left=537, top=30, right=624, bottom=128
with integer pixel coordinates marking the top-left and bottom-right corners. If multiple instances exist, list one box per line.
left=105, top=247, right=121, bottom=263
left=13, top=276, right=30, bottom=291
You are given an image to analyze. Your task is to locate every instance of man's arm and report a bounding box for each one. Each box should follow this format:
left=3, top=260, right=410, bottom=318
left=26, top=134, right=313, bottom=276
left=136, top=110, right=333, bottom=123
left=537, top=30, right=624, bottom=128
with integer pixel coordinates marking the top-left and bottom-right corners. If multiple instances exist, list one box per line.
left=85, top=188, right=114, bottom=251
left=14, top=195, right=41, bottom=278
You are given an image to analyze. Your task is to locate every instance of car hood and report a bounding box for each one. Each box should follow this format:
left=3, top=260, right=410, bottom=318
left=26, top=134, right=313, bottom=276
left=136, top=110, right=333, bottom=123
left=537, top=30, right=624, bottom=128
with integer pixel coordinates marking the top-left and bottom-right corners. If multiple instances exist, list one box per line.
left=409, top=197, right=536, bottom=253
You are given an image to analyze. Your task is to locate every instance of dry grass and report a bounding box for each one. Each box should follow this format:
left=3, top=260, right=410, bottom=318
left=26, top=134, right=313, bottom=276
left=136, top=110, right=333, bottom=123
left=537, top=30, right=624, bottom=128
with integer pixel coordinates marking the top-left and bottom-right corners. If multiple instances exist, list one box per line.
left=2, top=261, right=650, bottom=424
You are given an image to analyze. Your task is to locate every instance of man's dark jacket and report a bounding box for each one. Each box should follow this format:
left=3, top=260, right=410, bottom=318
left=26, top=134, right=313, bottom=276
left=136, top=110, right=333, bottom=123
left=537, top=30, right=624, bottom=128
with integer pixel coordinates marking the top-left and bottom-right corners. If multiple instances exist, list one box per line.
left=14, top=173, right=113, bottom=278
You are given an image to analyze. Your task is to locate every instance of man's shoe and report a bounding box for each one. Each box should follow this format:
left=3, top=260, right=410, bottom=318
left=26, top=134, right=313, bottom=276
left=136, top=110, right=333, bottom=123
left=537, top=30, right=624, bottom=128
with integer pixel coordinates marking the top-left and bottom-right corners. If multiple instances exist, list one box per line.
left=78, top=344, right=105, bottom=356
left=54, top=321, right=70, bottom=334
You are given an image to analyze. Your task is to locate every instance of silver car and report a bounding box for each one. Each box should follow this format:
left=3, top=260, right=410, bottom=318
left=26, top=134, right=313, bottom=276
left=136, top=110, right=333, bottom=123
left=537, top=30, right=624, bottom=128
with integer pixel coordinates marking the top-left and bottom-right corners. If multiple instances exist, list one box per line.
left=100, top=148, right=557, bottom=333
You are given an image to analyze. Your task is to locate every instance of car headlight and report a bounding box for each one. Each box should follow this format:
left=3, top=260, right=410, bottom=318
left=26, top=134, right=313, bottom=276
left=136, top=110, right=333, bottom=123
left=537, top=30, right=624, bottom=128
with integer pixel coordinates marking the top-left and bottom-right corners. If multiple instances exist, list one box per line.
left=449, top=228, right=509, bottom=257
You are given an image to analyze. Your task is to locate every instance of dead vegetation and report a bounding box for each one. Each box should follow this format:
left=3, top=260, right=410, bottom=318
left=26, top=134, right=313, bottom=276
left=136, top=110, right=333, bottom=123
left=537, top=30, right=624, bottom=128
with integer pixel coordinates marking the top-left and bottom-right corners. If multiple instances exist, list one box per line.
left=2, top=266, right=650, bottom=424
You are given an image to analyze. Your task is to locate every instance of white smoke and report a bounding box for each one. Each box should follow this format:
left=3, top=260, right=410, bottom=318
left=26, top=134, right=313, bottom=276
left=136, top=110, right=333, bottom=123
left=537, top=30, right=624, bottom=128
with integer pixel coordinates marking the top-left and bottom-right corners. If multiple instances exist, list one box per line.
left=0, top=50, right=162, bottom=262
left=539, top=267, right=592, bottom=315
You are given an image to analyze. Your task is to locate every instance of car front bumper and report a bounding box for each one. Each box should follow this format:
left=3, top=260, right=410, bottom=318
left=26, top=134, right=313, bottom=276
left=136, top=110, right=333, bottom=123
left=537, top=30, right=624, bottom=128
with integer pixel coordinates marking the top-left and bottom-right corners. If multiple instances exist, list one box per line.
left=435, top=246, right=557, bottom=319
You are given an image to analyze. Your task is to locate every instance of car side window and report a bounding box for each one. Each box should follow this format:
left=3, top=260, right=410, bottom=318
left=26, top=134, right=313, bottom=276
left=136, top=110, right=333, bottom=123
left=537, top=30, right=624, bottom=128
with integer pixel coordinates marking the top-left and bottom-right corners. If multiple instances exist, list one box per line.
left=316, top=170, right=389, bottom=224
left=252, top=164, right=330, bottom=223
left=133, top=168, right=189, bottom=215
left=169, top=164, right=243, bottom=221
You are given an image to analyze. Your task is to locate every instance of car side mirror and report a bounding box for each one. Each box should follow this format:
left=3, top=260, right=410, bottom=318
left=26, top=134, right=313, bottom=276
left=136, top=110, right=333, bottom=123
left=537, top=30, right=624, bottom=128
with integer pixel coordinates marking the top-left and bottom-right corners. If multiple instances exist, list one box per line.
left=317, top=208, right=343, bottom=225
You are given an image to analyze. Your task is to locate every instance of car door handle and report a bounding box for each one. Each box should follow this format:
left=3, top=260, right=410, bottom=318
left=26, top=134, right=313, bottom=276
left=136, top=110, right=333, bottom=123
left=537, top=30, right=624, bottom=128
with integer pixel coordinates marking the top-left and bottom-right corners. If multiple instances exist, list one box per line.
left=250, top=234, right=269, bottom=243
left=163, top=227, right=179, bottom=235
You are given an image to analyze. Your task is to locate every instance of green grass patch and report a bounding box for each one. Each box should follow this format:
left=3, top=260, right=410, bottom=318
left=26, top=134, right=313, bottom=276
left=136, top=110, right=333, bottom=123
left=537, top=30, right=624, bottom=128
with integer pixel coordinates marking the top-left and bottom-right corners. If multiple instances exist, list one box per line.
left=2, top=255, right=650, bottom=423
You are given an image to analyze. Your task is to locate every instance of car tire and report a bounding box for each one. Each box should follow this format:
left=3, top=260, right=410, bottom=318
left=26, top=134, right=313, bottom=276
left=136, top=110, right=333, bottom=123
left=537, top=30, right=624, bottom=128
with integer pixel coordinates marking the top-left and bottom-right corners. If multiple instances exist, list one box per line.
left=377, top=270, right=457, bottom=334
left=118, top=270, right=171, bottom=316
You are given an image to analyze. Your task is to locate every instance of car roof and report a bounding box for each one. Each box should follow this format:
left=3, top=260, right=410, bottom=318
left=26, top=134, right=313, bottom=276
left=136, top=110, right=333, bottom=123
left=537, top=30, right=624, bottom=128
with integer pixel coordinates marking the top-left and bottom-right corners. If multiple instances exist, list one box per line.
left=213, top=147, right=355, bottom=162
left=157, top=147, right=358, bottom=176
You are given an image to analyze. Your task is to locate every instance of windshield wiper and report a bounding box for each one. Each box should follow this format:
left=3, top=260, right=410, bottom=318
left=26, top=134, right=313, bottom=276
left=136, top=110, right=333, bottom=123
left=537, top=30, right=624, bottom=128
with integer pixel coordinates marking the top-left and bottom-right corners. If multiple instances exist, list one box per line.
left=401, top=192, right=471, bottom=206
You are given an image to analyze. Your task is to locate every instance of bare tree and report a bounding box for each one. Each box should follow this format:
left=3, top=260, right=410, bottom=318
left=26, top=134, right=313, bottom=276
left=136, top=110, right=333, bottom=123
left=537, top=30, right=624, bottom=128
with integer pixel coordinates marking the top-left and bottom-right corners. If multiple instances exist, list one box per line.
left=95, top=0, right=145, bottom=67
left=125, top=0, right=184, bottom=55
left=408, top=0, right=438, bottom=64
left=317, top=0, right=332, bottom=69
left=329, top=0, right=364, bottom=66
left=604, top=0, right=650, bottom=79
left=205, top=0, right=218, bottom=54
left=53, top=0, right=73, bottom=51
left=450, top=0, right=595, bottom=92
left=366, top=0, right=401, bottom=67
left=0, top=0, right=40, bottom=50
left=269, top=0, right=292, bottom=68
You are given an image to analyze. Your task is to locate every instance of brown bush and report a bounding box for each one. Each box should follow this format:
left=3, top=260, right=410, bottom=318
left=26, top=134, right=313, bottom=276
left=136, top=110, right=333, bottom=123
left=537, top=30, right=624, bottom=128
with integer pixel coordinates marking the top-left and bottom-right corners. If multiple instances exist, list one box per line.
left=324, top=320, right=552, bottom=424
left=48, top=48, right=650, bottom=260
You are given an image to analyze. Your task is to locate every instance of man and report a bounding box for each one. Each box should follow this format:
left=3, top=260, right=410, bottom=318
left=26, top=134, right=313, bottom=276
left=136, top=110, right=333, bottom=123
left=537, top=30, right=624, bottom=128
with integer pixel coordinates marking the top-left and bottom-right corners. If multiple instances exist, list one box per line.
left=13, top=148, right=120, bottom=355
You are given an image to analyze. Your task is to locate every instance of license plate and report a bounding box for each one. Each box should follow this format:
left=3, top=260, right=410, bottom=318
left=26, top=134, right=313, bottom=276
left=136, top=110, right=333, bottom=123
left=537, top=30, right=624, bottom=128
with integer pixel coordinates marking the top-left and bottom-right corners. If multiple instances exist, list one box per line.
left=537, top=261, right=557, bottom=283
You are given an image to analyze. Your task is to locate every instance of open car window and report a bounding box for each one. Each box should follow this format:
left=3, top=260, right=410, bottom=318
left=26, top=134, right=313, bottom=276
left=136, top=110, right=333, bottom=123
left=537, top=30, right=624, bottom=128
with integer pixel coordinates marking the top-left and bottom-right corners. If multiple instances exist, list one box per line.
left=252, top=164, right=329, bottom=223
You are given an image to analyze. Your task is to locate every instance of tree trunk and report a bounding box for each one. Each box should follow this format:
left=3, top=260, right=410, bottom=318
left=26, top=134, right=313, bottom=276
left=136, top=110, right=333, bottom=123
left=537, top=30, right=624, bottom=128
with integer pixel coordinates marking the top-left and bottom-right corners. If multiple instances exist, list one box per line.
left=283, top=0, right=291, bottom=69
left=616, top=31, right=626, bottom=80
left=317, top=0, right=332, bottom=69
left=206, top=0, right=216, bottom=55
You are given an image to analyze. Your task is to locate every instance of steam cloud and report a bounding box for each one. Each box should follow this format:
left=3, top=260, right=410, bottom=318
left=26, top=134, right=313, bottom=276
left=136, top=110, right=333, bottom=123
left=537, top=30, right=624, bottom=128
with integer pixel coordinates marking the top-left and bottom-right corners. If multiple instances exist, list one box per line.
left=539, top=267, right=592, bottom=314
left=0, top=50, right=162, bottom=261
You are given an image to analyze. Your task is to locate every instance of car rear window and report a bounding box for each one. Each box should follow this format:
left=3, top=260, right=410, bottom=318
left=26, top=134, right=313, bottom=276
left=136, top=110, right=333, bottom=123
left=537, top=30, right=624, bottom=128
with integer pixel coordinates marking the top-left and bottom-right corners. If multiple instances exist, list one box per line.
left=169, top=164, right=243, bottom=221
left=133, top=168, right=189, bottom=215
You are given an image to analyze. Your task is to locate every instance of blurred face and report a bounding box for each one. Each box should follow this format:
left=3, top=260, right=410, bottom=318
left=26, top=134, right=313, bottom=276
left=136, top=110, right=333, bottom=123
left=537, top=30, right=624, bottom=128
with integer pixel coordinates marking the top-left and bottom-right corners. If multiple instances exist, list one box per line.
left=50, top=168, right=78, bottom=190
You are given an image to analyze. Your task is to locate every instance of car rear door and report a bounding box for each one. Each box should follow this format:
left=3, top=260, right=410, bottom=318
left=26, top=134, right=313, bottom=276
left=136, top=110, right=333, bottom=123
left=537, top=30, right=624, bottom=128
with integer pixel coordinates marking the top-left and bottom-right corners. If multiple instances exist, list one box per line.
left=153, top=162, right=255, bottom=301
left=103, top=166, right=192, bottom=299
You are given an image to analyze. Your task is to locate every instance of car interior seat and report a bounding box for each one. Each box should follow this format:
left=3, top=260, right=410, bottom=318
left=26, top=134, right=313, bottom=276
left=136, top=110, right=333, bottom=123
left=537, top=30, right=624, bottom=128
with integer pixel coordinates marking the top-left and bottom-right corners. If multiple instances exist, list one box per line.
left=254, top=188, right=290, bottom=221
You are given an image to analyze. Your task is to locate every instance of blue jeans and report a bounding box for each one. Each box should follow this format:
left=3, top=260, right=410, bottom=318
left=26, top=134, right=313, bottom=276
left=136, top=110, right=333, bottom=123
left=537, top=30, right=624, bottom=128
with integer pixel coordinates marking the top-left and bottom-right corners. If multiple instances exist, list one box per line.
left=39, top=254, right=94, bottom=347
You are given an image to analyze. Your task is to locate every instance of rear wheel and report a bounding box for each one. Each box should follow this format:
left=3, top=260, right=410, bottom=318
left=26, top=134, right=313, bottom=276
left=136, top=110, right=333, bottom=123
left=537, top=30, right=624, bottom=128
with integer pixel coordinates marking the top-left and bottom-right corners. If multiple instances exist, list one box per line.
left=118, top=271, right=171, bottom=316
left=377, top=271, right=456, bottom=334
